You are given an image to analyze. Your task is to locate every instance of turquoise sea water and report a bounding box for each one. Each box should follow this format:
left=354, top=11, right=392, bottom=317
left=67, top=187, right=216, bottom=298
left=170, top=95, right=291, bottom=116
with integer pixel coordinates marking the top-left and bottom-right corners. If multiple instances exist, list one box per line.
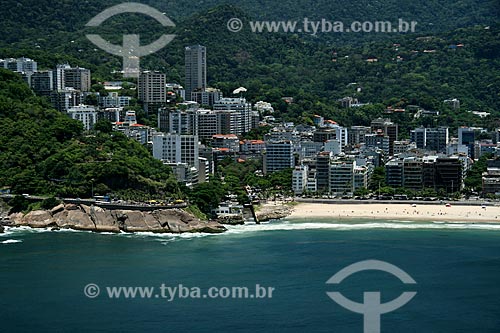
left=1, top=218, right=500, bottom=332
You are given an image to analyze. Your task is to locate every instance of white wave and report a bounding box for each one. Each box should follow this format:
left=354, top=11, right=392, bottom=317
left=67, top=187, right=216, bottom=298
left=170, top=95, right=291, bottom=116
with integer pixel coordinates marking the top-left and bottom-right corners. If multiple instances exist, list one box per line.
left=119, top=230, right=218, bottom=242
left=3, top=226, right=92, bottom=235
left=221, top=220, right=500, bottom=233
left=4, top=226, right=52, bottom=234
left=0, top=230, right=13, bottom=237
left=54, top=228, right=89, bottom=233
left=3, top=219, right=500, bottom=244
left=1, top=226, right=219, bottom=244
left=1, top=239, right=22, bottom=244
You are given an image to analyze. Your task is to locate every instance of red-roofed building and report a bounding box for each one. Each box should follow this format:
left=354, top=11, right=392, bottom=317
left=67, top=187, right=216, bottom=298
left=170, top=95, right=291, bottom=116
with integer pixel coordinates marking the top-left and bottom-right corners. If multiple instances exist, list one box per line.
left=240, top=139, right=266, bottom=153
left=212, top=134, right=240, bottom=152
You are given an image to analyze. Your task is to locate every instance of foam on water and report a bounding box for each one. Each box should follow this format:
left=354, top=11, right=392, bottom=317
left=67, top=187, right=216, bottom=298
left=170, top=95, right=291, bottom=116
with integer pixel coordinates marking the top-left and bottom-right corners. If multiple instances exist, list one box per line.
left=221, top=219, right=500, bottom=234
left=3, top=219, right=500, bottom=244
left=2, top=226, right=220, bottom=242
left=0, top=230, right=13, bottom=237
left=3, top=226, right=91, bottom=235
left=113, top=230, right=220, bottom=244
left=1, top=239, right=22, bottom=244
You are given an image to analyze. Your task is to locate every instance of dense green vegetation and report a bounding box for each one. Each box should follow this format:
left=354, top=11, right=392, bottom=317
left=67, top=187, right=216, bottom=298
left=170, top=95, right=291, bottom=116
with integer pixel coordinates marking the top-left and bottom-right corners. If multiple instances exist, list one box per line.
left=0, top=69, right=180, bottom=198
left=464, top=153, right=493, bottom=193
left=7, top=196, right=62, bottom=214
left=1, top=0, right=498, bottom=44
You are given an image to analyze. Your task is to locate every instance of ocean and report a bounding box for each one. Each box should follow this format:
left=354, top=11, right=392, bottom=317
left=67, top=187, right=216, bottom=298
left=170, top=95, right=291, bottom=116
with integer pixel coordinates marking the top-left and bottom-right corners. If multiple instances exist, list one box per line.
left=1, top=218, right=500, bottom=332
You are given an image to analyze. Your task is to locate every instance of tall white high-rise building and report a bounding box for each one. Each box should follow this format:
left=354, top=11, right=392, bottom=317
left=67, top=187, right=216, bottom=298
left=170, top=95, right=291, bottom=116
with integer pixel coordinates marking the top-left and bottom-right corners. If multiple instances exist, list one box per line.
left=152, top=133, right=199, bottom=171
left=54, top=64, right=70, bottom=90
left=292, top=165, right=309, bottom=195
left=214, top=97, right=254, bottom=134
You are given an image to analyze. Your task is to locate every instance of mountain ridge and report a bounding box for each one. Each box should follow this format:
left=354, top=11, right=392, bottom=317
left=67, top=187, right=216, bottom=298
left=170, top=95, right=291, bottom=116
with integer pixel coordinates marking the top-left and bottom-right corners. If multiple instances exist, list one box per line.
left=1, top=0, right=498, bottom=44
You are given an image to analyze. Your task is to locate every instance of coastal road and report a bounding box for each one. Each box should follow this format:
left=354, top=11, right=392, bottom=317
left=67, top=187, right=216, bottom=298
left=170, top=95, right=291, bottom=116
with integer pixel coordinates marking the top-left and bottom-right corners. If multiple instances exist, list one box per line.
left=0, top=194, right=187, bottom=211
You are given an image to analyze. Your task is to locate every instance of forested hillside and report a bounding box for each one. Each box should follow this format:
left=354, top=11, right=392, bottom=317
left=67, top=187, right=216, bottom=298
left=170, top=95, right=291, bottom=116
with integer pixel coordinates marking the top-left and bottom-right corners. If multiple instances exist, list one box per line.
left=0, top=69, right=180, bottom=198
left=1, top=0, right=498, bottom=43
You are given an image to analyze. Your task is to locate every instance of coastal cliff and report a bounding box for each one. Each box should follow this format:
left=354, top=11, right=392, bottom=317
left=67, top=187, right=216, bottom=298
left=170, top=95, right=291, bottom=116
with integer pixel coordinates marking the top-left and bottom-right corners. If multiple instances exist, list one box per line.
left=4, top=203, right=226, bottom=234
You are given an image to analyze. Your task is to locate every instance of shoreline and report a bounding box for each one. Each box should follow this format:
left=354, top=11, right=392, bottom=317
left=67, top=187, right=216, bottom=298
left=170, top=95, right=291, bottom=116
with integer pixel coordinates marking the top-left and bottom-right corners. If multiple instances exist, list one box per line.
left=288, top=202, right=500, bottom=223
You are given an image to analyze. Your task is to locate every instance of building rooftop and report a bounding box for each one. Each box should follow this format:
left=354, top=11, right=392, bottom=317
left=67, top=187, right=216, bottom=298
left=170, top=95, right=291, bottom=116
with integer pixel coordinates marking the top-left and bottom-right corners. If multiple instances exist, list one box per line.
left=212, top=134, right=239, bottom=139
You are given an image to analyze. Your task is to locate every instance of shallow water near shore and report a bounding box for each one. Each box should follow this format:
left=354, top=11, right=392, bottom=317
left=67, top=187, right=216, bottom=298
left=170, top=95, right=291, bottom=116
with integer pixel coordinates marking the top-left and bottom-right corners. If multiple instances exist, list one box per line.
left=1, top=218, right=500, bottom=332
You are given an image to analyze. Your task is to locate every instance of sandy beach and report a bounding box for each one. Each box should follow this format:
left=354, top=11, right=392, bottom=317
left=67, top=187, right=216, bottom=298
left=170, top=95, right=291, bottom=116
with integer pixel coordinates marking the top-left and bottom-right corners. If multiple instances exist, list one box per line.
left=289, top=202, right=500, bottom=222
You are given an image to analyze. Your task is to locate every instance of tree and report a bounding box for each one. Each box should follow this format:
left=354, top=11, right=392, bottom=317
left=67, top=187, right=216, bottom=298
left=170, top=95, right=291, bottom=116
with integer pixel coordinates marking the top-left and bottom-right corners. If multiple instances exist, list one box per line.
left=189, top=180, right=226, bottom=215
left=84, top=94, right=99, bottom=106
left=464, top=153, right=493, bottom=192
left=354, top=187, right=370, bottom=197
left=40, top=197, right=61, bottom=210
left=8, top=195, right=30, bottom=214
left=369, top=167, right=386, bottom=190
left=94, top=119, right=113, bottom=133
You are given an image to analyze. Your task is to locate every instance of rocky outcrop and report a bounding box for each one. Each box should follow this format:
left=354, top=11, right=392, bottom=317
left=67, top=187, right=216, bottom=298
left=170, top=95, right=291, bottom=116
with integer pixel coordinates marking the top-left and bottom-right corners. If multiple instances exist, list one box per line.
left=50, top=204, right=65, bottom=215
left=19, top=210, right=56, bottom=228
left=255, top=204, right=294, bottom=222
left=90, top=208, right=120, bottom=233
left=216, top=215, right=245, bottom=225
left=8, top=204, right=226, bottom=234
